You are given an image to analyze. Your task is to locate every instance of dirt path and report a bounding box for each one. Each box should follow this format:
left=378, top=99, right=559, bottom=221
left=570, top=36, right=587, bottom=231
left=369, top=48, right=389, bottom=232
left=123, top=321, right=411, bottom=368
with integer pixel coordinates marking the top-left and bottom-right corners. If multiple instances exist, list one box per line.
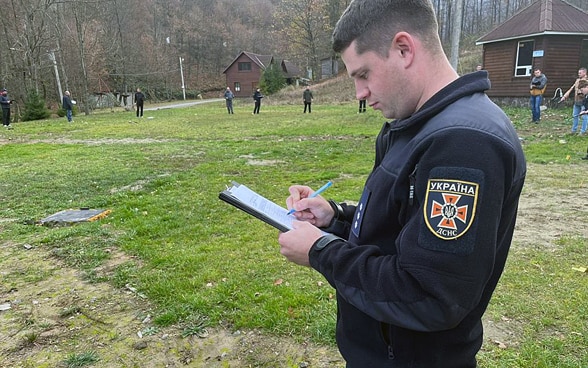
left=1, top=163, right=586, bottom=367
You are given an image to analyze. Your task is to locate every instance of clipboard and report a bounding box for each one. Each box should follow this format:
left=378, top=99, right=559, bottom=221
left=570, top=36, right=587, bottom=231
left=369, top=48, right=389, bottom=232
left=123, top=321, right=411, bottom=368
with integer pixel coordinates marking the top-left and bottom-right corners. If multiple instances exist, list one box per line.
left=219, top=182, right=293, bottom=232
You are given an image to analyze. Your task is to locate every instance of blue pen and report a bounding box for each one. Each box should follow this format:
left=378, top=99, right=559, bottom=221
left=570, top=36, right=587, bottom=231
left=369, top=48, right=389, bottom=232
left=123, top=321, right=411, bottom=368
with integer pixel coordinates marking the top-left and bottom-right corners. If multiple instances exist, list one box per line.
left=287, top=181, right=333, bottom=215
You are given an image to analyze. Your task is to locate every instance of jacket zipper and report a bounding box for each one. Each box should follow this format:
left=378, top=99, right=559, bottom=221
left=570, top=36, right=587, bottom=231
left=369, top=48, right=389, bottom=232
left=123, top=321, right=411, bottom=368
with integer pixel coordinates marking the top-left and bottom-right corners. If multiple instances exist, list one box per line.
left=381, top=323, right=395, bottom=360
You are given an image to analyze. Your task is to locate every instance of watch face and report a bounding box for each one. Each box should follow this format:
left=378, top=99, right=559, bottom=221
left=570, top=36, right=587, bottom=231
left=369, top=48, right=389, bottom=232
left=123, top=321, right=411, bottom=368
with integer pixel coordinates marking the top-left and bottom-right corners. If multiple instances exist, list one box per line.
left=315, top=239, right=329, bottom=250
left=315, top=234, right=340, bottom=250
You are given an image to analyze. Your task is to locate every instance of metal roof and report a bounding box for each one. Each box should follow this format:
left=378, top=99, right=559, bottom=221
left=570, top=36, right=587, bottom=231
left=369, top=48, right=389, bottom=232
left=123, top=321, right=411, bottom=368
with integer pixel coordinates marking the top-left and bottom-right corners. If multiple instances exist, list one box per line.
left=477, top=0, right=588, bottom=45
left=222, top=51, right=274, bottom=74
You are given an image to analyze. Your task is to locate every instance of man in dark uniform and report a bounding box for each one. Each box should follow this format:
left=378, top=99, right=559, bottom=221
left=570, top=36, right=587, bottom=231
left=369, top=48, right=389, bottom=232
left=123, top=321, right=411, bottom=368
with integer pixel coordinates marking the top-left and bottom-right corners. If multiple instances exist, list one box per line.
left=278, top=0, right=526, bottom=367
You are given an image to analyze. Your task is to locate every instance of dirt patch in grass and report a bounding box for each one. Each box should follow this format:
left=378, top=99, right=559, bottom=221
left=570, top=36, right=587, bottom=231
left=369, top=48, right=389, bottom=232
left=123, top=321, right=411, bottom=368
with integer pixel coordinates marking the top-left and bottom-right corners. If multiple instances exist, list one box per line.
left=1, top=163, right=586, bottom=367
left=0, top=240, right=344, bottom=367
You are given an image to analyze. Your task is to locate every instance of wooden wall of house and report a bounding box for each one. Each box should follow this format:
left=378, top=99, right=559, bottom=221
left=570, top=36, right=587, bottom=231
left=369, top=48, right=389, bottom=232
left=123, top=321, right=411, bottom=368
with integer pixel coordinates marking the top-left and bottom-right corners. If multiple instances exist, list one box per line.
left=483, top=35, right=586, bottom=99
left=224, top=54, right=263, bottom=98
left=545, top=36, right=585, bottom=95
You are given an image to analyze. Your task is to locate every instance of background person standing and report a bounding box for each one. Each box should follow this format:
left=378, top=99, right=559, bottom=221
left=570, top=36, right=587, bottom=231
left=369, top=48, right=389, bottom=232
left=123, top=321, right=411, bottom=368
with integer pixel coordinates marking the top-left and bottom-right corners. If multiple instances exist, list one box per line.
left=577, top=80, right=588, bottom=157
left=224, top=87, right=234, bottom=114
left=530, top=68, right=547, bottom=123
left=62, top=91, right=74, bottom=123
left=134, top=88, right=145, bottom=118
left=358, top=99, right=366, bottom=113
left=560, top=67, right=588, bottom=134
left=252, top=88, right=263, bottom=114
left=303, top=87, right=313, bottom=113
left=0, top=88, right=14, bottom=129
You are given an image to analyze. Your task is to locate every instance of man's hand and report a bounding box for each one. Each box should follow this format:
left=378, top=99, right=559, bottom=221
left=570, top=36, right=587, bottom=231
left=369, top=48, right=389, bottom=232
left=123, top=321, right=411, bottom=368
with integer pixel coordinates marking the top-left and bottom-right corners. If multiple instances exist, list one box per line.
left=278, top=221, right=323, bottom=267
left=286, top=185, right=334, bottom=228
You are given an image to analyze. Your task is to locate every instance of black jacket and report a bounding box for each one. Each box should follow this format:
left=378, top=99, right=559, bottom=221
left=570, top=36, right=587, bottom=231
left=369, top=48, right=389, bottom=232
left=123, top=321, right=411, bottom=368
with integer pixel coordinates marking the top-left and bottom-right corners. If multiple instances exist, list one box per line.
left=62, top=96, right=73, bottom=110
left=0, top=94, right=11, bottom=110
left=135, top=92, right=145, bottom=105
left=310, top=71, right=526, bottom=367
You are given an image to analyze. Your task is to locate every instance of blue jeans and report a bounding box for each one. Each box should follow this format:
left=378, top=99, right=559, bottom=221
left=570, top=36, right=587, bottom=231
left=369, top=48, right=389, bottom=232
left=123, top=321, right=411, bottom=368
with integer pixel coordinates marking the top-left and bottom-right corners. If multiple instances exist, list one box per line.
left=572, top=104, right=587, bottom=133
left=530, top=95, right=542, bottom=121
left=66, top=109, right=72, bottom=122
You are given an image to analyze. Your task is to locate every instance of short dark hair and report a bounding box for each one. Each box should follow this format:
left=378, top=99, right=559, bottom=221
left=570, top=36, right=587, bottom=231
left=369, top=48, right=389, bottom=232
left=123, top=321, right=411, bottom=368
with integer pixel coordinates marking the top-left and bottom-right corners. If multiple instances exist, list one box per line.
left=578, top=79, right=588, bottom=89
left=332, top=0, right=440, bottom=57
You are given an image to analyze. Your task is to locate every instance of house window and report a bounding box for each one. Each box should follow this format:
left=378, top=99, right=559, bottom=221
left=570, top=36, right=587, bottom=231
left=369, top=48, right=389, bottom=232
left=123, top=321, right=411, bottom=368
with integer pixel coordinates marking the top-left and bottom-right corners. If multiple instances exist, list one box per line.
left=234, top=82, right=241, bottom=92
left=238, top=62, right=251, bottom=71
left=515, top=40, right=534, bottom=77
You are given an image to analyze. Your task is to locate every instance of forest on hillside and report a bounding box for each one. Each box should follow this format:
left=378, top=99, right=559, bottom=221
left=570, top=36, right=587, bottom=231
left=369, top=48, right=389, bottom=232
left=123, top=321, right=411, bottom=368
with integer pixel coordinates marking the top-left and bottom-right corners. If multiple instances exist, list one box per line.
left=2, top=0, right=588, bottom=114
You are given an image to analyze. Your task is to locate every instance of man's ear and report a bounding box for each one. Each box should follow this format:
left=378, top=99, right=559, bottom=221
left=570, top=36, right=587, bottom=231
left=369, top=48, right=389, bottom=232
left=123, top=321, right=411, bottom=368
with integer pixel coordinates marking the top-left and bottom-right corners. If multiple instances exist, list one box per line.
left=392, top=32, right=415, bottom=66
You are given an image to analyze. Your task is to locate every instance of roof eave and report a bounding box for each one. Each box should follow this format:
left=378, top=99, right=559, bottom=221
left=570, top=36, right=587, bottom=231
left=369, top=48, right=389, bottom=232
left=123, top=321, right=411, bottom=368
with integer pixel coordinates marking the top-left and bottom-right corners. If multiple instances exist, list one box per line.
left=476, top=30, right=588, bottom=45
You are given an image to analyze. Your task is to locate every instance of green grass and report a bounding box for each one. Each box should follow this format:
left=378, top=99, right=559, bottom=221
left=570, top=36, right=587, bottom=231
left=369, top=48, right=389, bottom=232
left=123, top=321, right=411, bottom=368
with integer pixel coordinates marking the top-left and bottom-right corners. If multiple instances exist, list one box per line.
left=0, top=101, right=586, bottom=366
left=63, top=351, right=100, bottom=367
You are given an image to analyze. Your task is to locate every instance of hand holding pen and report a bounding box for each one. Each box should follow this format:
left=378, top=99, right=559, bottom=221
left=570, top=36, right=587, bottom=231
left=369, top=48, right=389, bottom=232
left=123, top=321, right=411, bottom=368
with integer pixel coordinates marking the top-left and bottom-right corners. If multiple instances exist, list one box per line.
left=288, top=181, right=333, bottom=222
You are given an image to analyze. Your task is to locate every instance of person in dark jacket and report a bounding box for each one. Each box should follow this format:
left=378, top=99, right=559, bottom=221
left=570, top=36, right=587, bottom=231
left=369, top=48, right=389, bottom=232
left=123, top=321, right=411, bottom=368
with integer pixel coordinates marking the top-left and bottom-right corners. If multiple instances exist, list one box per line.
left=252, top=88, right=263, bottom=114
left=303, top=87, right=313, bottom=113
left=278, top=0, right=527, bottom=367
left=224, top=87, right=234, bottom=114
left=134, top=88, right=145, bottom=118
left=1, top=88, right=14, bottom=129
left=358, top=99, right=366, bottom=113
left=62, top=91, right=74, bottom=123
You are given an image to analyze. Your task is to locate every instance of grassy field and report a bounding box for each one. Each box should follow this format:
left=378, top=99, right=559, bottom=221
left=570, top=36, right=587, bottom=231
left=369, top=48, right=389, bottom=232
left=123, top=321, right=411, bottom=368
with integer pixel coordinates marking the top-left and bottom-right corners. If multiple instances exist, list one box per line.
left=0, top=98, right=587, bottom=367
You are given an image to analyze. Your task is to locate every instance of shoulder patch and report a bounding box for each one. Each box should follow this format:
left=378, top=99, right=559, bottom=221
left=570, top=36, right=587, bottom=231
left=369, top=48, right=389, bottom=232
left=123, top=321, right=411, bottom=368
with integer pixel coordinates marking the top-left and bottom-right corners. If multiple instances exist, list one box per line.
left=424, top=179, right=478, bottom=240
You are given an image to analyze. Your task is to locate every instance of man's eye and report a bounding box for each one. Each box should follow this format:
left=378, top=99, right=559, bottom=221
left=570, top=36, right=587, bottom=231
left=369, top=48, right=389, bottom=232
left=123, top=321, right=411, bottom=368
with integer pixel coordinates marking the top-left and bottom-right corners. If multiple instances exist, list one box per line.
left=359, top=73, right=368, bottom=80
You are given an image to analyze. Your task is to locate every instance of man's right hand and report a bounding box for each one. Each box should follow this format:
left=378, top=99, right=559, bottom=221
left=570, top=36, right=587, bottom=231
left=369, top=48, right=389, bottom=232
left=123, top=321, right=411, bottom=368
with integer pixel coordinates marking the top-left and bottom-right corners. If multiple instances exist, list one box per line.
left=286, top=185, right=334, bottom=228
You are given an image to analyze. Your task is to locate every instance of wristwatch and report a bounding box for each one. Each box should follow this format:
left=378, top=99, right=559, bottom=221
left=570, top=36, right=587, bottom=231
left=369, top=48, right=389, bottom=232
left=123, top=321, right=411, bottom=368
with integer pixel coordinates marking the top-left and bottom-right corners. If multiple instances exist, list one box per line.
left=314, top=234, right=342, bottom=251
left=328, top=199, right=344, bottom=221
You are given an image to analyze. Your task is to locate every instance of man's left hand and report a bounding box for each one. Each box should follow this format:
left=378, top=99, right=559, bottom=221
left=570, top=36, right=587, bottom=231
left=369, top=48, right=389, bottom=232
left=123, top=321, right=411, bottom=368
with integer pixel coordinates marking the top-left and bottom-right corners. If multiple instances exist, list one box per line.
left=278, top=221, right=323, bottom=267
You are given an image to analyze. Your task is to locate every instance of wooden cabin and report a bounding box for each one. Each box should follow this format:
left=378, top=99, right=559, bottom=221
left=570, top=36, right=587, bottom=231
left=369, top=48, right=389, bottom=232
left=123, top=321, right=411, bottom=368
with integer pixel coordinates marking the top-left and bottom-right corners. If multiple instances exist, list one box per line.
left=476, top=0, right=588, bottom=103
left=223, top=52, right=273, bottom=98
left=281, top=60, right=301, bottom=85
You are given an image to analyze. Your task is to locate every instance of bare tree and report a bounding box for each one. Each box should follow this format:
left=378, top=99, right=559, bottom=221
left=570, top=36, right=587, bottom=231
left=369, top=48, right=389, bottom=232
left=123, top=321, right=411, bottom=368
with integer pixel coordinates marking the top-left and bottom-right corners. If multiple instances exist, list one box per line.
left=4, top=0, right=588, bottom=116
left=1, top=0, right=56, bottom=101
left=450, top=0, right=465, bottom=70
left=274, top=0, right=331, bottom=81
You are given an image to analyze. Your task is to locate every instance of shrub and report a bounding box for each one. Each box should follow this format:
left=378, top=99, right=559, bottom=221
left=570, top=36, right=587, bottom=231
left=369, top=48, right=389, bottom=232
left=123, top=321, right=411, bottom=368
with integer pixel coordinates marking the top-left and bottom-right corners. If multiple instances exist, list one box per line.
left=259, top=64, right=286, bottom=95
left=21, top=90, right=51, bottom=121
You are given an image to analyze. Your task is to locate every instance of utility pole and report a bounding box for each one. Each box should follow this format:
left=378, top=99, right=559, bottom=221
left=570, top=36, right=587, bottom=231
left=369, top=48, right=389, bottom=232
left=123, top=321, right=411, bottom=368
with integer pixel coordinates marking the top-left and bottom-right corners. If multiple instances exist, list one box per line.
left=179, top=57, right=186, bottom=100
left=48, top=50, right=63, bottom=102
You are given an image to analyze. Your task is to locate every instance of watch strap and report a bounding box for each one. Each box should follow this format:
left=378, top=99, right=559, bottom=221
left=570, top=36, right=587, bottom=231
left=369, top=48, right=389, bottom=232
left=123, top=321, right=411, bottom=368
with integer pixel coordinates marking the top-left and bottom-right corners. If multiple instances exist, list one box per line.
left=313, top=234, right=342, bottom=251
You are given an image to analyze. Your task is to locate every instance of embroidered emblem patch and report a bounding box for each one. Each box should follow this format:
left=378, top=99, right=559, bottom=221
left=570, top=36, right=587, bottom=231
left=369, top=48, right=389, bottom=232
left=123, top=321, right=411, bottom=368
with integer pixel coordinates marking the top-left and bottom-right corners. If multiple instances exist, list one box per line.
left=424, top=179, right=478, bottom=240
